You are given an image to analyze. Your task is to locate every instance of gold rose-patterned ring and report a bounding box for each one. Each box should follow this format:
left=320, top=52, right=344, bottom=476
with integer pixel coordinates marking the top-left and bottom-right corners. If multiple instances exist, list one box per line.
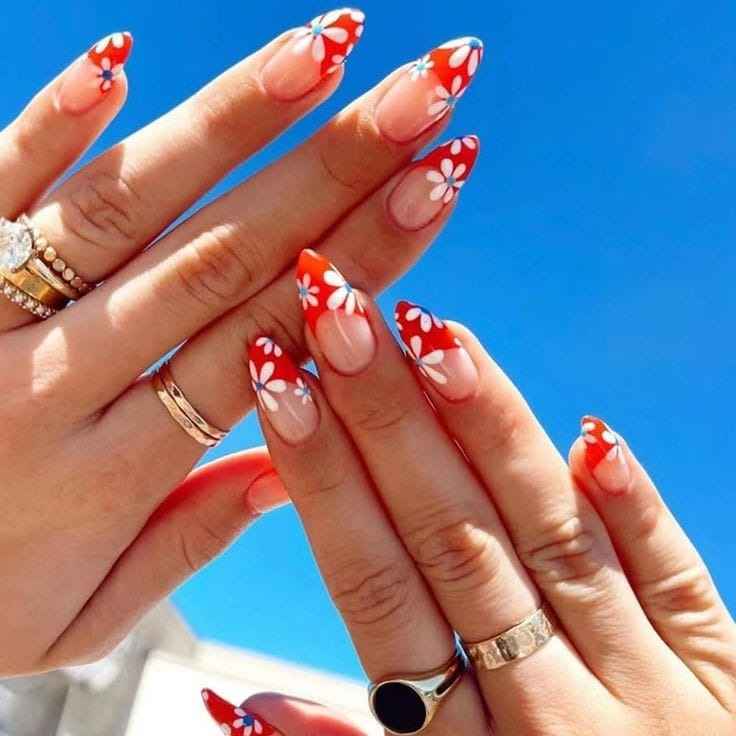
left=152, top=362, right=229, bottom=448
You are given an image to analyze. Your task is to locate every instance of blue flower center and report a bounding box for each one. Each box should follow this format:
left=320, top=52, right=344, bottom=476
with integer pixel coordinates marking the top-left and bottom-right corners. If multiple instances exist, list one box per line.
left=312, top=24, right=323, bottom=36
left=344, top=283, right=353, bottom=293
left=446, top=176, right=456, bottom=185
left=254, top=381, right=265, bottom=392
left=100, top=69, right=114, bottom=81
left=469, top=38, right=481, bottom=49
left=446, top=95, right=458, bottom=108
left=242, top=715, right=256, bottom=727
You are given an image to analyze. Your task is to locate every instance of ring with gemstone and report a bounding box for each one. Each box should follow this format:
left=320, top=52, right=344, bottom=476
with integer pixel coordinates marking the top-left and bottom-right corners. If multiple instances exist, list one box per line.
left=0, top=215, right=92, bottom=318
left=368, top=645, right=468, bottom=735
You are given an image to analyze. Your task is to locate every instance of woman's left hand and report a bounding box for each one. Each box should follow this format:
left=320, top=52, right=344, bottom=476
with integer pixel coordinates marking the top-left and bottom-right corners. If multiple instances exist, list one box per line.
left=206, top=249, right=736, bottom=735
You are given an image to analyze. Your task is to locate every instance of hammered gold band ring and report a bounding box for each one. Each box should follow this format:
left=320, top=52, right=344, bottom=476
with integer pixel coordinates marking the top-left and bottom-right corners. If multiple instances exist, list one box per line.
left=152, top=362, right=229, bottom=448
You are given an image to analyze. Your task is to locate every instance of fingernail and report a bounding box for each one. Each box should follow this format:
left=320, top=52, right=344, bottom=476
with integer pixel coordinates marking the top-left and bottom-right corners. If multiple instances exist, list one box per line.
left=388, top=135, right=480, bottom=230
left=581, top=416, right=631, bottom=494
left=201, top=689, right=278, bottom=736
left=248, top=337, right=319, bottom=444
left=395, top=300, right=479, bottom=401
left=247, top=471, right=290, bottom=514
left=297, top=249, right=376, bottom=375
left=375, top=37, right=484, bottom=143
left=261, top=8, right=365, bottom=101
left=56, top=32, right=133, bottom=115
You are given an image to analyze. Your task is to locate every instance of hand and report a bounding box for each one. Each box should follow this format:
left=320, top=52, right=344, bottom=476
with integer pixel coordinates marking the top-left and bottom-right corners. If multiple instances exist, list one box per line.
left=228, top=261, right=736, bottom=735
left=0, top=14, right=485, bottom=675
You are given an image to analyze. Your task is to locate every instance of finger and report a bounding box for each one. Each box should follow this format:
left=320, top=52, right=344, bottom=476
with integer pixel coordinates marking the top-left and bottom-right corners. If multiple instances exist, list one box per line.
left=0, top=32, right=131, bottom=218
left=30, top=32, right=484, bottom=407
left=95, top=135, right=475, bottom=509
left=0, top=9, right=363, bottom=330
left=247, top=345, right=489, bottom=735
left=570, top=419, right=736, bottom=708
left=297, top=282, right=602, bottom=729
left=392, top=305, right=686, bottom=695
left=202, top=689, right=370, bottom=736
left=40, top=448, right=288, bottom=669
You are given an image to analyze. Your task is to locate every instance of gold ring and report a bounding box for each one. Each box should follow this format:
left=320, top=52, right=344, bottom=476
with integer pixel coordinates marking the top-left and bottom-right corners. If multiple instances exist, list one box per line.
left=463, top=604, right=556, bottom=671
left=368, top=645, right=467, bottom=735
left=152, top=363, right=229, bottom=448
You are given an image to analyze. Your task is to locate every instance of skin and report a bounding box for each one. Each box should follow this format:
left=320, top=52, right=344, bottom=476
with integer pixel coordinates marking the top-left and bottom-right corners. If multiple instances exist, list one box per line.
left=252, top=297, right=736, bottom=735
left=0, top=23, right=460, bottom=675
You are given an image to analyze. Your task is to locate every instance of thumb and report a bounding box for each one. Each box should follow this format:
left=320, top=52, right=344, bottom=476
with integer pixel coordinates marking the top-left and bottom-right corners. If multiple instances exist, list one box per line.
left=202, top=689, right=369, bottom=736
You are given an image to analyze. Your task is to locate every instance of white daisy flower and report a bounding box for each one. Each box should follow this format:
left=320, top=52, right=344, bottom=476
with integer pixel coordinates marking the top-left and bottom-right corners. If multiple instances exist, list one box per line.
left=292, top=10, right=349, bottom=63
left=449, top=136, right=477, bottom=155
left=427, top=75, right=465, bottom=118
left=426, top=157, right=467, bottom=203
left=233, top=709, right=264, bottom=736
left=406, top=335, right=447, bottom=384
left=96, top=57, right=124, bottom=91
left=297, top=273, right=320, bottom=310
left=405, top=305, right=444, bottom=333
left=440, top=36, right=483, bottom=76
left=324, top=266, right=362, bottom=314
left=255, top=336, right=283, bottom=357
left=94, top=32, right=127, bottom=54
left=409, top=54, right=435, bottom=81
left=250, top=361, right=287, bottom=412
left=294, top=377, right=313, bottom=404
left=601, top=429, right=625, bottom=463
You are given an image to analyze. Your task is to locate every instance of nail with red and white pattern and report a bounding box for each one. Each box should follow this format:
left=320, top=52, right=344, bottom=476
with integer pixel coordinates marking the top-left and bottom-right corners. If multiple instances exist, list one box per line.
left=395, top=300, right=479, bottom=401
left=296, top=249, right=376, bottom=375
left=248, top=337, right=319, bottom=445
left=261, top=8, right=366, bottom=101
left=202, top=689, right=279, bottom=736
left=376, top=36, right=484, bottom=143
left=580, top=416, right=631, bottom=493
left=387, top=135, right=480, bottom=230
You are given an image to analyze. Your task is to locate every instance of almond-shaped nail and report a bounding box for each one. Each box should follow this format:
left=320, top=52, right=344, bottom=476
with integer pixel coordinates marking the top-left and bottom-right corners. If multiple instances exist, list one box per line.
left=56, top=32, right=133, bottom=115
left=388, top=135, right=480, bottom=230
left=201, top=689, right=279, bottom=736
left=581, top=416, right=631, bottom=493
left=395, top=301, right=479, bottom=401
left=249, top=337, right=319, bottom=445
left=297, top=249, right=376, bottom=375
left=375, top=37, right=484, bottom=143
left=261, top=8, right=365, bottom=101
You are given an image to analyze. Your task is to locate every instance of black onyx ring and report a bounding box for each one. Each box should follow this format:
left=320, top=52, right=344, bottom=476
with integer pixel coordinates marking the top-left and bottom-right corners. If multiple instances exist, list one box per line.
left=368, top=645, right=468, bottom=735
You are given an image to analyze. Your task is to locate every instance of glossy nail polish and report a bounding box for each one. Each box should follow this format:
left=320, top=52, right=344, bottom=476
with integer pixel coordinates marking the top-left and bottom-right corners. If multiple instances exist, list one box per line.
left=201, top=689, right=277, bottom=736
left=261, top=8, right=365, bottom=101
left=581, top=416, right=631, bottom=493
left=248, top=337, right=319, bottom=444
left=395, top=301, right=479, bottom=401
left=297, top=249, right=376, bottom=374
left=388, top=135, right=480, bottom=230
left=375, top=37, right=484, bottom=143
left=56, top=32, right=133, bottom=115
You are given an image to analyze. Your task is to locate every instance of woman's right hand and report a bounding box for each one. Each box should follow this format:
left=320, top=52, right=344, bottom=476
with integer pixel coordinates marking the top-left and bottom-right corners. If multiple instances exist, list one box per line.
left=0, top=11, right=484, bottom=675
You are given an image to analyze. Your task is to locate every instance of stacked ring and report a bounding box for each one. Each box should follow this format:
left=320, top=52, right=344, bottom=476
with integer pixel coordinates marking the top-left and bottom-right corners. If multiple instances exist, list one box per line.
left=152, top=362, right=229, bottom=448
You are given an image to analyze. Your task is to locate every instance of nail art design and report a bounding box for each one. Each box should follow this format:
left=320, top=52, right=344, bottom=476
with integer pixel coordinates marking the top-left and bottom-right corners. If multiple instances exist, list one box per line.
left=88, top=32, right=133, bottom=93
left=249, top=337, right=309, bottom=413
left=581, top=416, right=625, bottom=470
left=296, top=249, right=364, bottom=332
left=292, top=8, right=365, bottom=75
left=410, top=36, right=484, bottom=120
left=395, top=301, right=459, bottom=385
left=424, top=135, right=480, bottom=203
left=202, top=689, right=277, bottom=736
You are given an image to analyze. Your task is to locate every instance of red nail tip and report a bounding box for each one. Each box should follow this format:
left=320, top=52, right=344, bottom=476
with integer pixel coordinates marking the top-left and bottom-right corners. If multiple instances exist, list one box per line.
left=296, top=249, right=364, bottom=332
left=581, top=416, right=624, bottom=471
left=87, top=32, right=133, bottom=94
left=409, top=37, right=484, bottom=119
left=248, top=337, right=310, bottom=413
left=417, top=135, right=480, bottom=205
left=292, top=8, right=366, bottom=77
left=201, top=689, right=277, bottom=736
left=395, top=301, right=460, bottom=385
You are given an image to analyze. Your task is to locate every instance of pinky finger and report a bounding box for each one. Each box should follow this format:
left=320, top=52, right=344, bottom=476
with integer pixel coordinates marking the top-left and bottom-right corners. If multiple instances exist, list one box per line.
left=0, top=32, right=132, bottom=217
left=571, top=417, right=736, bottom=709
left=39, top=447, right=288, bottom=671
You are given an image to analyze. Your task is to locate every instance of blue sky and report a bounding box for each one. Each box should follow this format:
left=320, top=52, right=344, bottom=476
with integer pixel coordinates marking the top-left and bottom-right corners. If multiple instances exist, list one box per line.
left=3, top=1, right=734, bottom=681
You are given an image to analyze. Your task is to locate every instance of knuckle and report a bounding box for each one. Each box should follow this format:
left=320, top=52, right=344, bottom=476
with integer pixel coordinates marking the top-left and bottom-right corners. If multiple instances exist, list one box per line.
left=294, top=462, right=351, bottom=504
left=406, top=504, right=503, bottom=594
left=640, top=563, right=719, bottom=617
left=519, top=513, right=609, bottom=590
left=60, top=171, right=143, bottom=251
left=327, top=557, right=413, bottom=630
left=351, top=397, right=411, bottom=436
left=170, top=224, right=261, bottom=311
left=238, top=297, right=305, bottom=364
